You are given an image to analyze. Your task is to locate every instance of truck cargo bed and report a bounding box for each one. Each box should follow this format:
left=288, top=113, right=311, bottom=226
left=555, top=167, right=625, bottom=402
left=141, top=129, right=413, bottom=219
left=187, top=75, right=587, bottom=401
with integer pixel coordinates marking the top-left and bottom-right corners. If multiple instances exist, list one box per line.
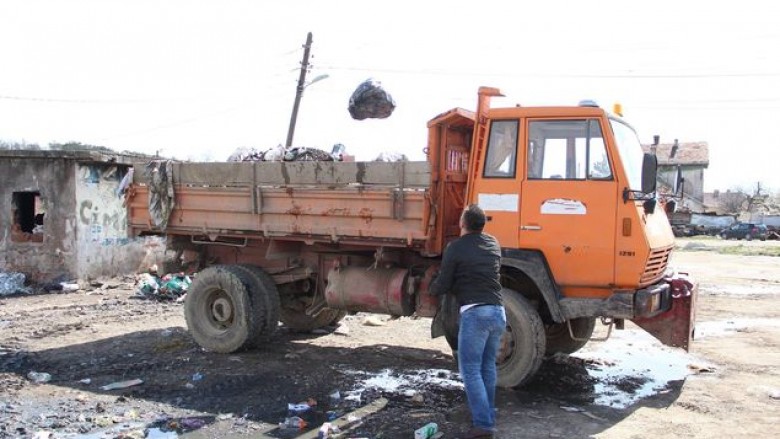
left=129, top=160, right=432, bottom=248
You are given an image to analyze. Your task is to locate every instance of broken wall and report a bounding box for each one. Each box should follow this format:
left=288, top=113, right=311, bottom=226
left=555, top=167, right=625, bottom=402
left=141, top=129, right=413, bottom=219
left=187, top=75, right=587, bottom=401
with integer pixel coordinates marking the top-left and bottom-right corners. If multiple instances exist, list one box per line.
left=0, top=158, right=79, bottom=281
left=74, top=163, right=163, bottom=279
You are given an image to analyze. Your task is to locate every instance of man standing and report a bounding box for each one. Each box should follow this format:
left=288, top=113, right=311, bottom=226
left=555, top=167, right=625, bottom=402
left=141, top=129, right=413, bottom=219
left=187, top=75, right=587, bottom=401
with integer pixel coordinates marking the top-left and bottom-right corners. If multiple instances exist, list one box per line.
left=431, top=204, right=505, bottom=439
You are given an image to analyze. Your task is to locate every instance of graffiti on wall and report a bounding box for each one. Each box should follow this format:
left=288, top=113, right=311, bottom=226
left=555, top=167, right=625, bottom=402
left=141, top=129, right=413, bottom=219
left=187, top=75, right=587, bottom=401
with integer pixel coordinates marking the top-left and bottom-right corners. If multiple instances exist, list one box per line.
left=77, top=165, right=128, bottom=243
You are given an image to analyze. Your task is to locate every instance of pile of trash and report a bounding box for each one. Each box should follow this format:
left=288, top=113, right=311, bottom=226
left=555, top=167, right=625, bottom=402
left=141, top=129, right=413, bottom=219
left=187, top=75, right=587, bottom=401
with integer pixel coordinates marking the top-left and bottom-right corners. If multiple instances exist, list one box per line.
left=135, top=268, right=192, bottom=301
left=0, top=272, right=32, bottom=296
left=348, top=78, right=396, bottom=120
left=227, top=144, right=347, bottom=162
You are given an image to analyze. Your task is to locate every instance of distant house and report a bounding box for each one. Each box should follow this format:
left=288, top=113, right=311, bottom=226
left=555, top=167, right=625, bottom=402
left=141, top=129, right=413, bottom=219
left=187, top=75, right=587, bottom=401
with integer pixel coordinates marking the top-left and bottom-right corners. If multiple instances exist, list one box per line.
left=0, top=149, right=163, bottom=283
left=641, top=139, right=709, bottom=213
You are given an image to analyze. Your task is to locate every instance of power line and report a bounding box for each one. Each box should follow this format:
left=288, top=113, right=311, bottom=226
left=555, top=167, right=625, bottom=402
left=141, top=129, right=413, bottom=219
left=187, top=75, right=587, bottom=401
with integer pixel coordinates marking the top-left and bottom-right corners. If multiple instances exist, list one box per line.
left=318, top=65, right=780, bottom=79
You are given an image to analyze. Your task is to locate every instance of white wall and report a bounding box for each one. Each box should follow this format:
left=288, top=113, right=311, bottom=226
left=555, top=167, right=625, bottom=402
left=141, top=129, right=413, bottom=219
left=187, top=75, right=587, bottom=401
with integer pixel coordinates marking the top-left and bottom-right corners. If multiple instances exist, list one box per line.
left=74, top=163, right=164, bottom=279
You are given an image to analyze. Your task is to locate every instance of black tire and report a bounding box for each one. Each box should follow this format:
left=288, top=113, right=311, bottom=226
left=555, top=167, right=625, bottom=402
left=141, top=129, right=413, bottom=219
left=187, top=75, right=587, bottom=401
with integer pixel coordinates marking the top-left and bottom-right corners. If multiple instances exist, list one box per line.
left=328, top=310, right=348, bottom=326
left=544, top=317, right=596, bottom=356
left=231, top=265, right=281, bottom=345
left=184, top=266, right=258, bottom=353
left=497, top=289, right=546, bottom=388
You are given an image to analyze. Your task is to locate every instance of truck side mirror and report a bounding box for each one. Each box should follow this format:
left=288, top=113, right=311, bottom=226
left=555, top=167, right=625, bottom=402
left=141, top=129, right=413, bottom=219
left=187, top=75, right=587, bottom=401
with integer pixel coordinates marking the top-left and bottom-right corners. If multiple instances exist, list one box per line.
left=641, top=153, right=658, bottom=194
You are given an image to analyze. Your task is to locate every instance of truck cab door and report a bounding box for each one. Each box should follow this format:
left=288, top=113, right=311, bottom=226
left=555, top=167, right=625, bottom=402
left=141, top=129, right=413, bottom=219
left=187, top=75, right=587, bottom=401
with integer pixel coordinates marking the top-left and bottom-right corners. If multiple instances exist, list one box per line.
left=519, top=118, right=617, bottom=292
left=468, top=119, right=522, bottom=247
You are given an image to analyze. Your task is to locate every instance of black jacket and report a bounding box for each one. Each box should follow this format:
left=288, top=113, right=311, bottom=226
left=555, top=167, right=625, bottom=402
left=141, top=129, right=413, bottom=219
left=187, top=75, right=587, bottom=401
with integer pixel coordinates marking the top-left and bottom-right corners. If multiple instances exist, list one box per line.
left=429, top=232, right=502, bottom=306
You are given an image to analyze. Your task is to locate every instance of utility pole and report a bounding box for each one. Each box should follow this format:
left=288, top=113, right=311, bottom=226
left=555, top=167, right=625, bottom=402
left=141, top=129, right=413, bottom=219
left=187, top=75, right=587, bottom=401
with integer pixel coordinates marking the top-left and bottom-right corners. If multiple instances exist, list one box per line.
left=285, top=32, right=313, bottom=147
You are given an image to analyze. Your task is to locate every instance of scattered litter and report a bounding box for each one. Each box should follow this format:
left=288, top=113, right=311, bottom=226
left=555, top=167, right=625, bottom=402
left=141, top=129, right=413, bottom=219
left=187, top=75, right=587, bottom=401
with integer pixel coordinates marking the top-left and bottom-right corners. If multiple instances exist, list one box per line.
left=334, top=323, right=350, bottom=336
left=279, top=416, right=307, bottom=429
left=185, top=383, right=195, bottom=389
left=348, top=78, right=396, bottom=120
left=0, top=272, right=32, bottom=296
left=160, top=329, right=173, bottom=337
left=191, top=372, right=204, bottom=381
left=32, top=431, right=52, bottom=439
left=180, top=417, right=207, bottom=430
left=414, top=422, right=438, bottom=439
left=135, top=272, right=191, bottom=301
left=27, top=371, right=52, bottom=383
left=411, top=393, right=425, bottom=404
left=287, top=401, right=314, bottom=415
left=687, top=363, right=716, bottom=374
left=100, top=378, right=143, bottom=391
left=329, top=390, right=341, bottom=404
left=362, top=316, right=386, bottom=327
left=60, top=282, right=80, bottom=292
left=560, top=406, right=583, bottom=413
left=318, top=422, right=332, bottom=439
left=217, top=413, right=234, bottom=420
left=580, top=410, right=607, bottom=422
left=79, top=378, right=92, bottom=385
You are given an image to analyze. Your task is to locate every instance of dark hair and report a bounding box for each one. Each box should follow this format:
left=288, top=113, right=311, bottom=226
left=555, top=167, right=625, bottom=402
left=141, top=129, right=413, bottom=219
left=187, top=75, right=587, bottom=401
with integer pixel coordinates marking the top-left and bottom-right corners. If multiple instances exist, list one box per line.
left=462, top=204, right=486, bottom=232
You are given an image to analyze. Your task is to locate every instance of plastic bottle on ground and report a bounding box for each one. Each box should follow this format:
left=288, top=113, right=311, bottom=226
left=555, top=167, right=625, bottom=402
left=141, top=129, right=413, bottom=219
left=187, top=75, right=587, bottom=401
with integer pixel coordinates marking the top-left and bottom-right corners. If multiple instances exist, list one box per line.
left=414, top=422, right=438, bottom=439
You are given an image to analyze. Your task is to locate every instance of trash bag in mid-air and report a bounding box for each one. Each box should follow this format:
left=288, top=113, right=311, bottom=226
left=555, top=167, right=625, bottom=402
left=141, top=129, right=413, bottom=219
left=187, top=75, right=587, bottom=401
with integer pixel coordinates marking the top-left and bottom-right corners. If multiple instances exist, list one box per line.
left=348, top=78, right=396, bottom=120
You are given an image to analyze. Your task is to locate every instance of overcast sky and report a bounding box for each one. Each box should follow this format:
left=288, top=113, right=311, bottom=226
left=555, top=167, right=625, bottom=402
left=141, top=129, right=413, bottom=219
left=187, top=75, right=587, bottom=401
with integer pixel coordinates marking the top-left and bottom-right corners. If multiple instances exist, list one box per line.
left=1, top=0, right=778, bottom=192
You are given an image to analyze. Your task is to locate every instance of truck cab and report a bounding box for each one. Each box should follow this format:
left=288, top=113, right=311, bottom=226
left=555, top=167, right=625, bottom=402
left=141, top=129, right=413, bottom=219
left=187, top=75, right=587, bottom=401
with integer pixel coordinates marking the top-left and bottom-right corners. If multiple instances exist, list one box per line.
left=426, top=88, right=696, bottom=385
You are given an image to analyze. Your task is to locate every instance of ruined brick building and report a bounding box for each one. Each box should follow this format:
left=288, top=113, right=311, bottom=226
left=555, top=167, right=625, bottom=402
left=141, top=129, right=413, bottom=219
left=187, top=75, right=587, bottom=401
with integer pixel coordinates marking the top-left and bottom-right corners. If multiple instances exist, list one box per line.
left=0, top=150, right=161, bottom=282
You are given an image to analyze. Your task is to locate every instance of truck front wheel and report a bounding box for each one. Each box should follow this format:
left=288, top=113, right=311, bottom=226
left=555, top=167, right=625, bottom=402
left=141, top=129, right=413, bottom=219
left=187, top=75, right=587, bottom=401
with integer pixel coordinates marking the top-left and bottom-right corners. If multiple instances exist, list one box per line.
left=184, top=266, right=259, bottom=353
left=497, top=289, right=546, bottom=388
left=544, top=317, right=596, bottom=356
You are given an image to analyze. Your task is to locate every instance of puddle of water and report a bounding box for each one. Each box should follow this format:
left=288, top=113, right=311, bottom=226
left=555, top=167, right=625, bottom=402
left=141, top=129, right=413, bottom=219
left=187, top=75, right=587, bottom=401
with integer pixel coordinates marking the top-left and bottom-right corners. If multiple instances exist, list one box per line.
left=695, top=318, right=780, bottom=339
left=574, top=329, right=704, bottom=409
left=146, top=427, right=180, bottom=439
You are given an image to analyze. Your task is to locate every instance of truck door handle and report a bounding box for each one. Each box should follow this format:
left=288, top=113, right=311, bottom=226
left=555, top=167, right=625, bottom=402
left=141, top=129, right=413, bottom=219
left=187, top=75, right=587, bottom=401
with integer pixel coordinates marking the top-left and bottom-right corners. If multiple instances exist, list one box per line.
left=521, top=225, right=542, bottom=231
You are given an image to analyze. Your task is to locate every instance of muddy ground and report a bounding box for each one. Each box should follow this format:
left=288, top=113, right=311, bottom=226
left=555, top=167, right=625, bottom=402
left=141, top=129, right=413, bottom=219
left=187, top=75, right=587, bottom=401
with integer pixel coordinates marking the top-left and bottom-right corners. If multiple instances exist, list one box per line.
left=1, top=238, right=778, bottom=438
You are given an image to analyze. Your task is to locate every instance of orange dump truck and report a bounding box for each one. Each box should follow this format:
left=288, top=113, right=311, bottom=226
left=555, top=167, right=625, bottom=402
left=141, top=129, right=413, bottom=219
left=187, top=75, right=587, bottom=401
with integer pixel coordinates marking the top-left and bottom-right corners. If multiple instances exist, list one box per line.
left=127, top=87, right=696, bottom=387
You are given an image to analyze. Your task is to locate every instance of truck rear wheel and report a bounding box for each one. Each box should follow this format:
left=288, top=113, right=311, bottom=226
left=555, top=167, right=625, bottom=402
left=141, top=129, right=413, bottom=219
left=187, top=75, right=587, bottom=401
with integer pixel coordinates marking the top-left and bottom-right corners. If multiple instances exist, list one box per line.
left=184, top=266, right=259, bottom=353
left=231, top=265, right=281, bottom=345
left=544, top=317, right=596, bottom=356
left=497, top=289, right=546, bottom=388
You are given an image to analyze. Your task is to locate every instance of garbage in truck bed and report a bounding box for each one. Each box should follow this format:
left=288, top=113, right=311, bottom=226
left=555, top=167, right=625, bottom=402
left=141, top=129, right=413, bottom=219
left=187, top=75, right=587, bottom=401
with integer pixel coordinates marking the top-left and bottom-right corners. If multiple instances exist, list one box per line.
left=227, top=144, right=348, bottom=162
left=348, top=78, right=396, bottom=120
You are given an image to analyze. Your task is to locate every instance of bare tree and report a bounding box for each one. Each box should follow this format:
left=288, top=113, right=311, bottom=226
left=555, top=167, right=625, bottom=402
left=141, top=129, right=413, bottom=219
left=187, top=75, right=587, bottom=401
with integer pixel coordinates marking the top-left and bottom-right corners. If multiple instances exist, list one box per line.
left=719, top=188, right=749, bottom=215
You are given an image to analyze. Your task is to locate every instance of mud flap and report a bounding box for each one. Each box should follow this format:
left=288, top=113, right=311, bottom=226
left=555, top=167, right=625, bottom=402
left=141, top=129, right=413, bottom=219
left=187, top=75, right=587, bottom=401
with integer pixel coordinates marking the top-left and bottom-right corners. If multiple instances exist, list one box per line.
left=632, top=272, right=697, bottom=351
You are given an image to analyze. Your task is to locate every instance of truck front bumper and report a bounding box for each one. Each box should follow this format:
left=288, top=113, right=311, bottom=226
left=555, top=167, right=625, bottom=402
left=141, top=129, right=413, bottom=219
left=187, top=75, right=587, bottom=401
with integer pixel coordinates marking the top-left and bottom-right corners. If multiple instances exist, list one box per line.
left=632, top=271, right=697, bottom=351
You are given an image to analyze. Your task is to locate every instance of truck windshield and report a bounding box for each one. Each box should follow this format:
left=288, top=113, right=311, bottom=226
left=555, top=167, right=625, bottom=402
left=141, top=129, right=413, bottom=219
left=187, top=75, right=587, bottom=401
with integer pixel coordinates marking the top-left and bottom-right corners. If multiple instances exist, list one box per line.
left=609, top=118, right=644, bottom=191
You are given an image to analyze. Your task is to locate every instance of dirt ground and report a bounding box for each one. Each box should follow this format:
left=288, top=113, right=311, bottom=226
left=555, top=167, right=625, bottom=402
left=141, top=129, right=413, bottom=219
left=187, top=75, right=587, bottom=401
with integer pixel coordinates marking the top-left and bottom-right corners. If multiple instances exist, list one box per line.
left=1, top=238, right=778, bottom=438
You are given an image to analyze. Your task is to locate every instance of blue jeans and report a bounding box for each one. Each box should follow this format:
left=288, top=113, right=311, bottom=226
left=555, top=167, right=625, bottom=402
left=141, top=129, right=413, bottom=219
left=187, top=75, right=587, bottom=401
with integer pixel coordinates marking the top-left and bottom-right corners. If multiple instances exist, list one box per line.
left=458, top=304, right=506, bottom=431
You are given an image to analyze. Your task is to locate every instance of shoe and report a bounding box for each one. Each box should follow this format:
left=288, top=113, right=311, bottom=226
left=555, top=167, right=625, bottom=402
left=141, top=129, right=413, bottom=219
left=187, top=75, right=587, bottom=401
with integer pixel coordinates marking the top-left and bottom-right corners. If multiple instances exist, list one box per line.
left=460, top=426, right=494, bottom=439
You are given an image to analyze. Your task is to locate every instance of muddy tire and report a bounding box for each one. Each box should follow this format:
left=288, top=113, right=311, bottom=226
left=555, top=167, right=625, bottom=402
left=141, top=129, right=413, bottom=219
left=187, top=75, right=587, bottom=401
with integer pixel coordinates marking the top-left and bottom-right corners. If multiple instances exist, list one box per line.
left=328, top=310, right=348, bottom=326
left=184, top=266, right=258, bottom=353
left=231, top=265, right=281, bottom=345
left=497, top=289, right=546, bottom=388
left=544, top=317, right=596, bottom=356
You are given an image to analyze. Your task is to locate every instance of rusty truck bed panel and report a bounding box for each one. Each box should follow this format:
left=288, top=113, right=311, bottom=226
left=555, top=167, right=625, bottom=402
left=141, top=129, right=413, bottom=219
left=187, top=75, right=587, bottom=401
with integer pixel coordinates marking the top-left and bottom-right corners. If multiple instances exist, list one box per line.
left=129, top=161, right=432, bottom=247
left=131, top=161, right=431, bottom=188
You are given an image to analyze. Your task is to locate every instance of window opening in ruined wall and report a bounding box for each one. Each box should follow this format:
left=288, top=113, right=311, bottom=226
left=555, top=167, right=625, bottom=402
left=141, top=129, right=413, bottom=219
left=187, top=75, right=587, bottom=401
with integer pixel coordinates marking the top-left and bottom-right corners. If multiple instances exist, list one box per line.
left=12, top=191, right=44, bottom=243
